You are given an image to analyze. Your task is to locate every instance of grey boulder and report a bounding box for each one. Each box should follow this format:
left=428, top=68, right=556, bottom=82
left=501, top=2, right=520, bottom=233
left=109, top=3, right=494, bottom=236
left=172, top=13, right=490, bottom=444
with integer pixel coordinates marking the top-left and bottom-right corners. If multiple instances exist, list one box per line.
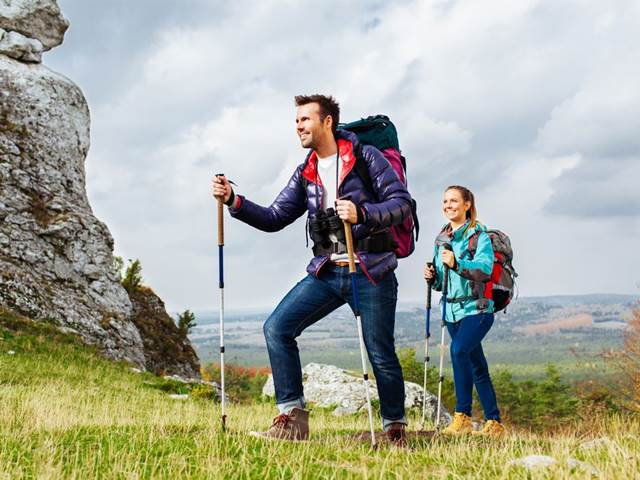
left=262, top=362, right=451, bottom=424
left=0, top=0, right=68, bottom=51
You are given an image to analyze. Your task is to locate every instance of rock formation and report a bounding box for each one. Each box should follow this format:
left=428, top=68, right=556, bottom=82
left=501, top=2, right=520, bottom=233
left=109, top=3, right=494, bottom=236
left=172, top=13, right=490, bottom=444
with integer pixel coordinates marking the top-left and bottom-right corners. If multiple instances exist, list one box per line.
left=0, top=0, right=199, bottom=377
left=263, top=363, right=451, bottom=424
left=129, top=287, right=200, bottom=378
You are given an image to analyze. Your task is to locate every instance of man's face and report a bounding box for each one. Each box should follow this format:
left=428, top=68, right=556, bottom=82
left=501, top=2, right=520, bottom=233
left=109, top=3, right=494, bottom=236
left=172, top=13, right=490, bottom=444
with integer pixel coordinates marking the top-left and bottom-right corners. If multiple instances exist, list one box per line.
left=295, top=102, right=331, bottom=149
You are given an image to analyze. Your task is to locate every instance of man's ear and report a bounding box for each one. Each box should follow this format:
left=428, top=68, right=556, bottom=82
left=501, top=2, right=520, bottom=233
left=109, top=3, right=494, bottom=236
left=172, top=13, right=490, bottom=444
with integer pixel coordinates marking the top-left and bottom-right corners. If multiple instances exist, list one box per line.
left=324, top=114, right=333, bottom=131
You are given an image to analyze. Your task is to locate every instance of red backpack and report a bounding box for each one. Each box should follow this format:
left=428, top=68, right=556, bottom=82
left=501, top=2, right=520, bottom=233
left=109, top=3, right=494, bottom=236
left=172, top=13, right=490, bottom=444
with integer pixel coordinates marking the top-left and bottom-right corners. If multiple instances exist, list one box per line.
left=341, top=115, right=419, bottom=258
left=468, top=229, right=518, bottom=312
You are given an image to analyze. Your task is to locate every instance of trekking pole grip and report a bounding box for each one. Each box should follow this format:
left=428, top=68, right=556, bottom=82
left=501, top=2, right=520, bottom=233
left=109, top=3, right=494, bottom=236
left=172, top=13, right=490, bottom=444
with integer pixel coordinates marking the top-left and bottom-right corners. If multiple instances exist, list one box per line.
left=216, top=173, right=225, bottom=246
left=442, top=244, right=452, bottom=296
left=343, top=221, right=356, bottom=274
left=426, top=262, right=433, bottom=309
left=218, top=199, right=224, bottom=246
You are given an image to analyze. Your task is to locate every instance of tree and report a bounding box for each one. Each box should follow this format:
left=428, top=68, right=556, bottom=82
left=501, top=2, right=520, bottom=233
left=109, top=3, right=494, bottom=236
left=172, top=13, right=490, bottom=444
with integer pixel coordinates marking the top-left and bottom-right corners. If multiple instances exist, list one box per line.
left=603, top=303, right=640, bottom=413
left=121, top=259, right=143, bottom=292
left=177, top=309, right=196, bottom=337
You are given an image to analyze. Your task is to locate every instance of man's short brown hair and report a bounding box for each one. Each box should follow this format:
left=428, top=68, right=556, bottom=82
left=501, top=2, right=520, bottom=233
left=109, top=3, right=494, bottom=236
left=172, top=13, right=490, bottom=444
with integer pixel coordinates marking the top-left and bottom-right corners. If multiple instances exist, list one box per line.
left=294, top=94, right=340, bottom=134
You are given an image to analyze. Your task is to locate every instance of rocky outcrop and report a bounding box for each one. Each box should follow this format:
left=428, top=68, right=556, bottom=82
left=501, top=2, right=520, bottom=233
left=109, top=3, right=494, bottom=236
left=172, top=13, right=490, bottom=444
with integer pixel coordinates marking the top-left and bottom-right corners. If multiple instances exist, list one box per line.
left=0, top=0, right=68, bottom=51
left=129, top=287, right=200, bottom=378
left=263, top=363, right=451, bottom=424
left=0, top=1, right=200, bottom=377
left=0, top=29, right=42, bottom=63
left=0, top=54, right=146, bottom=366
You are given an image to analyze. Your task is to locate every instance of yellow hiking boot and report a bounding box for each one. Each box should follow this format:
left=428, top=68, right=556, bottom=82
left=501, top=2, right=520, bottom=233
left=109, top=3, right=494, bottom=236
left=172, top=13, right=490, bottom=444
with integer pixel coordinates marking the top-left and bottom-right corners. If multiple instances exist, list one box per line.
left=472, top=419, right=506, bottom=437
left=442, top=412, right=472, bottom=436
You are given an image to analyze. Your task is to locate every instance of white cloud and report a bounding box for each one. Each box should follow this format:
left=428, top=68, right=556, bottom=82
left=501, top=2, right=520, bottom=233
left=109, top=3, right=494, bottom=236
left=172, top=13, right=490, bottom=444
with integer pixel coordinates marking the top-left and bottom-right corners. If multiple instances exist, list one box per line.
left=47, top=0, right=640, bottom=310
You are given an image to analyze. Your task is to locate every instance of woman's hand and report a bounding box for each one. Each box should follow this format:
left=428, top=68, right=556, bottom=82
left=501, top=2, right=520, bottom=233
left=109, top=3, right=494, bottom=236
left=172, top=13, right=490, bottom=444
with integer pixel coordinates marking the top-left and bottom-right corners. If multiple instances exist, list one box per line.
left=212, top=175, right=233, bottom=204
left=442, top=249, right=456, bottom=269
left=424, top=263, right=436, bottom=283
left=335, top=199, right=358, bottom=224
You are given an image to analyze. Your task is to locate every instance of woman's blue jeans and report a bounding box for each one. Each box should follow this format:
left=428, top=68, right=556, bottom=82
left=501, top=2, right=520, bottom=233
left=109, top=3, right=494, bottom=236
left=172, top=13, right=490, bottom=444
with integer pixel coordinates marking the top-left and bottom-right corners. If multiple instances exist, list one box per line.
left=263, top=264, right=406, bottom=428
left=446, top=312, right=500, bottom=421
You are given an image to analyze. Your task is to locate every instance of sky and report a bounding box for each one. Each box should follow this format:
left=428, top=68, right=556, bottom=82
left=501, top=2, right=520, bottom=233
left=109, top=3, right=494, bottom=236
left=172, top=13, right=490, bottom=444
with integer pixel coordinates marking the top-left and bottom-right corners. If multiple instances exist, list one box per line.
left=46, top=0, right=640, bottom=312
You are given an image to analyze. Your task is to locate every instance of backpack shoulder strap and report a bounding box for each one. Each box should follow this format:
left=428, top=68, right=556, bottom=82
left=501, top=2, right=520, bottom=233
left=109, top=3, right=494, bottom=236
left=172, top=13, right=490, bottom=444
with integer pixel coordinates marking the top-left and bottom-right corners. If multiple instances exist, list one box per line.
left=467, top=230, right=480, bottom=257
left=353, top=144, right=376, bottom=199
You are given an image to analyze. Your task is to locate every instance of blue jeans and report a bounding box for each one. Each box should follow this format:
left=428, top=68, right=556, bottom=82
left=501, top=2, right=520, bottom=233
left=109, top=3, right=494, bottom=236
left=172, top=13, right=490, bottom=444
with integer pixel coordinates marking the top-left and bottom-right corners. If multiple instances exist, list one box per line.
left=263, top=264, right=406, bottom=428
left=446, top=312, right=500, bottom=421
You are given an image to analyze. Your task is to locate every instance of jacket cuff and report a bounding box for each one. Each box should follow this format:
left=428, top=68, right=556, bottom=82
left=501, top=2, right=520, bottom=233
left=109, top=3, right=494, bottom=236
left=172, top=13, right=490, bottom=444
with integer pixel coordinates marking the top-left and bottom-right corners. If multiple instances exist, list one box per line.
left=356, top=207, right=366, bottom=224
left=228, top=194, right=243, bottom=213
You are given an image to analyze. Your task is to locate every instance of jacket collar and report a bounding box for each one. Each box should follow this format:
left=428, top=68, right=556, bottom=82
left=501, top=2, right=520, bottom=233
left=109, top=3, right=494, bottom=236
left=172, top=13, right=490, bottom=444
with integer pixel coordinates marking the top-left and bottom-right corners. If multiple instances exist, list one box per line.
left=438, top=220, right=481, bottom=243
left=301, top=135, right=358, bottom=187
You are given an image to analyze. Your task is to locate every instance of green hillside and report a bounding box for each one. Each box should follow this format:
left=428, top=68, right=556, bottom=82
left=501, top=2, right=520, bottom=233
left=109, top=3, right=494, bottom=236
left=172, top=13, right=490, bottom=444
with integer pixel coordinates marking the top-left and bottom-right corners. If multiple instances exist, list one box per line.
left=1, top=309, right=639, bottom=479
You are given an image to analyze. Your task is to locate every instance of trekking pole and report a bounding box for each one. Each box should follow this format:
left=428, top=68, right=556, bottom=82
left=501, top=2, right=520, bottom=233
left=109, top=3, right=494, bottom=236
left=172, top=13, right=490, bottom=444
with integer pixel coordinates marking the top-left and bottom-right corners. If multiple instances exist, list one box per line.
left=216, top=173, right=227, bottom=432
left=344, top=220, right=377, bottom=447
left=436, top=244, right=452, bottom=428
left=420, top=262, right=434, bottom=429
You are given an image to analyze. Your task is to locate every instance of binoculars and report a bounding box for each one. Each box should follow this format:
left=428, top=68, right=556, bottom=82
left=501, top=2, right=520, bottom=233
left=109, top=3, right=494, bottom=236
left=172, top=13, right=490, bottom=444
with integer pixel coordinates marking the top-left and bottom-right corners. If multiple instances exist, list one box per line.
left=309, top=208, right=346, bottom=247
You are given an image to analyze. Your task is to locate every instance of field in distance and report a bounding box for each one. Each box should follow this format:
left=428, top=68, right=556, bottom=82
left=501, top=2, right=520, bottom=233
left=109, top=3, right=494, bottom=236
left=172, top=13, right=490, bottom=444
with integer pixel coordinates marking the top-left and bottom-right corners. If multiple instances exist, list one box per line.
left=189, top=294, right=635, bottom=380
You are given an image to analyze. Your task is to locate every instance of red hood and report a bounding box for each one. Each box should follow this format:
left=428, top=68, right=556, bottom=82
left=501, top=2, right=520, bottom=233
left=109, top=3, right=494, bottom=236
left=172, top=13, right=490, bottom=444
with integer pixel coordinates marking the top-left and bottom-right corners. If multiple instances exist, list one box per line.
left=301, top=139, right=357, bottom=187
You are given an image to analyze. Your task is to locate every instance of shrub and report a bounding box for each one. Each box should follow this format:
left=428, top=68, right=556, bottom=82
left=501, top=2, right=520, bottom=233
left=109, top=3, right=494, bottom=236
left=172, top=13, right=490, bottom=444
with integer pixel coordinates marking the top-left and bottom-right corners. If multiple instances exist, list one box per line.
left=190, top=383, right=216, bottom=400
left=202, top=363, right=271, bottom=403
left=599, top=302, right=640, bottom=413
left=398, top=348, right=580, bottom=430
left=493, top=365, right=579, bottom=429
left=177, top=310, right=196, bottom=337
left=121, top=259, right=143, bottom=292
left=398, top=347, right=456, bottom=412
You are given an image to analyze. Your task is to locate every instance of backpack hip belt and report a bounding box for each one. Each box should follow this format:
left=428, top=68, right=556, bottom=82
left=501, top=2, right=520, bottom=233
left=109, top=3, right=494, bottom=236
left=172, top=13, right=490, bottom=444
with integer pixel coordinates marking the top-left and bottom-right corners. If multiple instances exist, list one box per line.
left=446, top=296, right=478, bottom=304
left=312, top=231, right=397, bottom=257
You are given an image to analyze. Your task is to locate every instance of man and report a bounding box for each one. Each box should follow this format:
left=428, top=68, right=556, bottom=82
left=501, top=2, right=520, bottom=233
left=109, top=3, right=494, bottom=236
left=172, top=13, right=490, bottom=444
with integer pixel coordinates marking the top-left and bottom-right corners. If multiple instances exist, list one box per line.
left=212, top=95, right=411, bottom=445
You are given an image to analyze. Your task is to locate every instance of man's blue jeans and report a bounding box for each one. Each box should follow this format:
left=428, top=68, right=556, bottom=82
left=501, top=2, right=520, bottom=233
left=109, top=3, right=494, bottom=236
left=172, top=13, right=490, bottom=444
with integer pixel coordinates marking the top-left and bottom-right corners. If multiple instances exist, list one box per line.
left=263, top=264, right=406, bottom=428
left=446, top=312, right=500, bottom=421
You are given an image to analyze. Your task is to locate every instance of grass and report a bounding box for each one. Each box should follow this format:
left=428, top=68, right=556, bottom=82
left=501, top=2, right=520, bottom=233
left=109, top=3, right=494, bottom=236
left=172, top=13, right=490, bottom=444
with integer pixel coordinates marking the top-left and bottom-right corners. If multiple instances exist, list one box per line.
left=1, top=309, right=639, bottom=479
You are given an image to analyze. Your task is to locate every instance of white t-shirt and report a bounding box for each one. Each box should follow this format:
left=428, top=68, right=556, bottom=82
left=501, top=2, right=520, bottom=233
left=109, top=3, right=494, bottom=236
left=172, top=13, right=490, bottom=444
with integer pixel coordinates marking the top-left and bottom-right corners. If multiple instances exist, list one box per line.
left=315, top=153, right=358, bottom=263
left=316, top=153, right=341, bottom=210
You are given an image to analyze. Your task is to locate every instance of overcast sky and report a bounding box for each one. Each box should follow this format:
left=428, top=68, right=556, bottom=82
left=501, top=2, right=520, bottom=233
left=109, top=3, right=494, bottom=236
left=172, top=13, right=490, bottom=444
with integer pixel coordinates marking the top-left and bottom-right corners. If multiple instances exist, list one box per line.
left=47, top=0, right=640, bottom=312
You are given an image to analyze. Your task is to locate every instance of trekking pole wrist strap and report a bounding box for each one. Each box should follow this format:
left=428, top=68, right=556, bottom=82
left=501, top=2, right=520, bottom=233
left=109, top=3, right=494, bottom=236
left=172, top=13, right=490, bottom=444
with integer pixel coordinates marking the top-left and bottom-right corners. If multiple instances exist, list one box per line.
left=224, top=189, right=235, bottom=207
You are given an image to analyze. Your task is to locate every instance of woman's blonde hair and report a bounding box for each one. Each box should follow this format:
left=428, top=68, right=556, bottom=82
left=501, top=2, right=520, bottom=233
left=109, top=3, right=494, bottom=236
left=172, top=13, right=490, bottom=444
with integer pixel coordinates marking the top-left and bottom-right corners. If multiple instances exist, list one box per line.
left=445, top=185, right=479, bottom=230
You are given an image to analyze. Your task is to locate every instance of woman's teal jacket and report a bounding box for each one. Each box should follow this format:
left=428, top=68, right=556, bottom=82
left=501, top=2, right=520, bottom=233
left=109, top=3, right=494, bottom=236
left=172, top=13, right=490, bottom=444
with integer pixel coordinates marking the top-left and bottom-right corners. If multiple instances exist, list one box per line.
left=431, top=221, right=495, bottom=323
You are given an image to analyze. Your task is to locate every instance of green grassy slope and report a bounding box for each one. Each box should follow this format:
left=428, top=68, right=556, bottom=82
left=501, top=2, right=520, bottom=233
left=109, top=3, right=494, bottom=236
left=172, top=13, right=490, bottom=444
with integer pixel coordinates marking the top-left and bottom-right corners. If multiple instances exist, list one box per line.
left=1, top=309, right=639, bottom=479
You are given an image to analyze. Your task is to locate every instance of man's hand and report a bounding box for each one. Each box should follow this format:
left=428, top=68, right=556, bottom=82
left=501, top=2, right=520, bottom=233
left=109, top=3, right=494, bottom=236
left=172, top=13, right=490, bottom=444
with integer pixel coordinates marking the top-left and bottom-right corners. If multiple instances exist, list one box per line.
left=441, top=249, right=456, bottom=269
left=212, top=175, right=233, bottom=204
left=336, top=199, right=358, bottom=224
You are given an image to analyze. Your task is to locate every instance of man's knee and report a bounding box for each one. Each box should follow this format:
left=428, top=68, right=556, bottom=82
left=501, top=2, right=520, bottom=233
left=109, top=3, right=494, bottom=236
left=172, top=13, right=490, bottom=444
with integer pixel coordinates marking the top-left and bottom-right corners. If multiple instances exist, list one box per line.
left=366, top=343, right=400, bottom=373
left=263, top=310, right=298, bottom=345
left=263, top=315, right=284, bottom=344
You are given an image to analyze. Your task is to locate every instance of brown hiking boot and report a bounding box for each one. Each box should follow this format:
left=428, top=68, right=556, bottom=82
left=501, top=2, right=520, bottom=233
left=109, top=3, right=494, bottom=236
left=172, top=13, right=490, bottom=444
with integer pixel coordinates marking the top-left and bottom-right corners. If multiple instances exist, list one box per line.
left=442, top=412, right=472, bottom=436
left=472, top=419, right=506, bottom=438
left=386, top=422, right=408, bottom=448
left=249, top=407, right=309, bottom=441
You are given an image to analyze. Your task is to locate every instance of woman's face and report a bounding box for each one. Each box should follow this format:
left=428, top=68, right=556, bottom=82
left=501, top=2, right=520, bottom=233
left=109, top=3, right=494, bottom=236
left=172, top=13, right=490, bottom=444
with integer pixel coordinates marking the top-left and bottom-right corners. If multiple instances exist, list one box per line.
left=443, top=189, right=471, bottom=224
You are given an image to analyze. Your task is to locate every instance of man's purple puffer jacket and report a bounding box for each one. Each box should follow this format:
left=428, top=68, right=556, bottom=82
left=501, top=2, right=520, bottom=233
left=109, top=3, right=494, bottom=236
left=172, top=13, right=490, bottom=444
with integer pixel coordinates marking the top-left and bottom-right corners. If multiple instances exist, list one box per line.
left=229, top=130, right=412, bottom=283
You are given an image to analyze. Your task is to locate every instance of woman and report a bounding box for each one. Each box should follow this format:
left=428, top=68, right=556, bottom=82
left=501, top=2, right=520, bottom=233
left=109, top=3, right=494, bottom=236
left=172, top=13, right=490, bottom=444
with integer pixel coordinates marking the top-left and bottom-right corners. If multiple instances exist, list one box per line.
left=424, top=185, right=505, bottom=437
